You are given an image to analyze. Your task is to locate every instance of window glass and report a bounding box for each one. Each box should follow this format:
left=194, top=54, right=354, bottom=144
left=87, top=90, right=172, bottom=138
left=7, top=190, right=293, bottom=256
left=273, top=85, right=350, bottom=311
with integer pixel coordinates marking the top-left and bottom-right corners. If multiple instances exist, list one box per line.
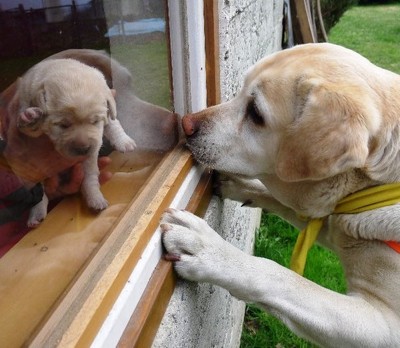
left=0, top=1, right=177, bottom=346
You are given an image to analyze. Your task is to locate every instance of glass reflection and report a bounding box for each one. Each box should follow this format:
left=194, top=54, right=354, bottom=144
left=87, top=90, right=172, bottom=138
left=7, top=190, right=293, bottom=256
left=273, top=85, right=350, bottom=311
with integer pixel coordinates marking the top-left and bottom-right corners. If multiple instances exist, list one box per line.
left=0, top=1, right=177, bottom=346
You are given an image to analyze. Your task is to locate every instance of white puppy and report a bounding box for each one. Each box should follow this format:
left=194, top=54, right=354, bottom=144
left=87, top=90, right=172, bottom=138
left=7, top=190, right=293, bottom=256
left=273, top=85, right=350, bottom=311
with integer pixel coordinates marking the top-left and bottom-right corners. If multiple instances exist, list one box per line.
left=15, top=58, right=136, bottom=227
left=162, top=43, right=400, bottom=347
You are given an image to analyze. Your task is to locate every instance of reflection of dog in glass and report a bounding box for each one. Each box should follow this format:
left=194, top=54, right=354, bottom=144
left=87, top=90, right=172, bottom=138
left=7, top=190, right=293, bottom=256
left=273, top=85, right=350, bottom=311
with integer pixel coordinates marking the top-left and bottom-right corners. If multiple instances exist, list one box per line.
left=1, top=49, right=178, bottom=228
left=48, top=49, right=179, bottom=152
left=6, top=58, right=136, bottom=227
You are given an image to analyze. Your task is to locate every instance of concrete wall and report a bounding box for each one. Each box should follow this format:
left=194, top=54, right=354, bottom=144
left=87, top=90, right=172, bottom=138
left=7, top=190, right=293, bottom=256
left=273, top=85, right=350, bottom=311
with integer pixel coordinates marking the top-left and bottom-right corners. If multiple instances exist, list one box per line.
left=219, top=0, right=284, bottom=100
left=152, top=1, right=283, bottom=346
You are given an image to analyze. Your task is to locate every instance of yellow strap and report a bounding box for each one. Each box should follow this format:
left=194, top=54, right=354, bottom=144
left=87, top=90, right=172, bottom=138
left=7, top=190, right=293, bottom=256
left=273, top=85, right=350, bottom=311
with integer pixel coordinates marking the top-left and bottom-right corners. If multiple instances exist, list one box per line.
left=290, top=183, right=400, bottom=275
left=290, top=218, right=323, bottom=274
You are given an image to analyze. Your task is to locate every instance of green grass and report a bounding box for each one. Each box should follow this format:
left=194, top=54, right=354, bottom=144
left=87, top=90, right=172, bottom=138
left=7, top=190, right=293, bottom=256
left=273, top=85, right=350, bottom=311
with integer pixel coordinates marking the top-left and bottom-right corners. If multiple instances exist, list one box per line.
left=329, top=4, right=400, bottom=74
left=110, top=39, right=172, bottom=109
left=241, top=4, right=400, bottom=347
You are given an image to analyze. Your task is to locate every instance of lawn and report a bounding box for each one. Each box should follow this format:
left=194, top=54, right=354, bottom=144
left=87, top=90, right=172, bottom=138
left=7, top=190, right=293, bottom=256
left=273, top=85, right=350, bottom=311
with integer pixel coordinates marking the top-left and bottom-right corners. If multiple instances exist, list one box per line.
left=329, top=3, right=400, bottom=74
left=240, top=3, right=400, bottom=347
left=110, top=39, right=172, bottom=109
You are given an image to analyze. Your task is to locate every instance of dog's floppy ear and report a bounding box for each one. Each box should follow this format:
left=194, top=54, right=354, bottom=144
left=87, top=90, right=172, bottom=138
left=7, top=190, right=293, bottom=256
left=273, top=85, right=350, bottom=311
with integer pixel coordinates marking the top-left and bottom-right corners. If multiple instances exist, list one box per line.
left=275, top=79, right=379, bottom=182
left=37, top=87, right=47, bottom=110
left=17, top=85, right=47, bottom=137
left=107, top=89, right=117, bottom=120
left=30, top=84, right=47, bottom=113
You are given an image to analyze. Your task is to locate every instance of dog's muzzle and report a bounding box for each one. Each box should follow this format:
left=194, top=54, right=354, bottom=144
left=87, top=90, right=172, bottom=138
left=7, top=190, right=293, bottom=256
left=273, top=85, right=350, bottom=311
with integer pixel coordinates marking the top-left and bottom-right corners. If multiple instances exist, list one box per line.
left=69, top=144, right=91, bottom=157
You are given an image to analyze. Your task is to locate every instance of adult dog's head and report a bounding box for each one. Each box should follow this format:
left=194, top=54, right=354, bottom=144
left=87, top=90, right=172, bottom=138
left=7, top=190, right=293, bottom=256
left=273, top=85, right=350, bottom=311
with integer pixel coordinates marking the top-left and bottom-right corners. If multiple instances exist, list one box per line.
left=18, top=58, right=116, bottom=159
left=182, top=43, right=400, bottom=215
left=183, top=43, right=385, bottom=180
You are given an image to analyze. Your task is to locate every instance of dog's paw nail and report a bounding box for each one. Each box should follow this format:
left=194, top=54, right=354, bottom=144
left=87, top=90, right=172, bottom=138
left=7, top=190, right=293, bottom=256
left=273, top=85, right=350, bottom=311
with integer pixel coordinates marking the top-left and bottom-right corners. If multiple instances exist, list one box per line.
left=165, top=207, right=177, bottom=214
left=89, top=200, right=109, bottom=213
left=27, top=220, right=41, bottom=228
left=241, top=199, right=253, bottom=207
left=92, top=206, right=107, bottom=213
left=114, top=138, right=137, bottom=153
left=213, top=186, right=222, bottom=197
left=126, top=140, right=137, bottom=151
left=164, top=253, right=181, bottom=262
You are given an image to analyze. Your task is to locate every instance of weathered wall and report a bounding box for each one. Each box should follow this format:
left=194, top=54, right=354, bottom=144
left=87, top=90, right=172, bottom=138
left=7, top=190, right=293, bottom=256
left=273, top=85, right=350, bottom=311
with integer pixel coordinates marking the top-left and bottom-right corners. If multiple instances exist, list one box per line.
left=219, top=0, right=284, bottom=101
left=153, top=1, right=283, bottom=346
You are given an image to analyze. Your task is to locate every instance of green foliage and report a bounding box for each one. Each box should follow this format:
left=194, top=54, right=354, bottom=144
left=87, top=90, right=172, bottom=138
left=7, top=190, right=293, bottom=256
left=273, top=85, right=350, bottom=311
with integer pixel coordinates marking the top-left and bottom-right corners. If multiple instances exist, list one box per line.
left=241, top=304, right=313, bottom=348
left=328, top=3, right=400, bottom=74
left=358, top=0, right=400, bottom=4
left=320, top=0, right=359, bottom=33
left=110, top=40, right=171, bottom=108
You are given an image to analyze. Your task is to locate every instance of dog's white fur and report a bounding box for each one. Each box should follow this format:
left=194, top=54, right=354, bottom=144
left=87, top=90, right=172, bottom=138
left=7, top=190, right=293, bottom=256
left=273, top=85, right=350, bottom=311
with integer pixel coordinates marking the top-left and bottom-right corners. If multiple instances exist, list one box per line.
left=161, top=43, right=400, bottom=347
left=17, top=58, right=136, bottom=226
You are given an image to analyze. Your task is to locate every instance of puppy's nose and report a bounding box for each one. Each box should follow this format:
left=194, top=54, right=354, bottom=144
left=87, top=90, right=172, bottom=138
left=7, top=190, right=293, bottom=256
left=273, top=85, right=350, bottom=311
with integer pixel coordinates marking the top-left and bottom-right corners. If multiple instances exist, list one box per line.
left=71, top=144, right=91, bottom=156
left=182, top=115, right=200, bottom=136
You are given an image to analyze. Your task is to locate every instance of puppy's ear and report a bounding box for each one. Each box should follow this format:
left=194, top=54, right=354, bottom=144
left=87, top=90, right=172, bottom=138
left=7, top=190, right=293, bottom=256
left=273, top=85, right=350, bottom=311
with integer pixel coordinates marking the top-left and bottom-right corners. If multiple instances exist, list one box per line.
left=107, top=90, right=117, bottom=120
left=17, top=86, right=47, bottom=137
left=33, top=86, right=48, bottom=114
left=17, top=107, right=45, bottom=137
left=38, top=88, right=46, bottom=108
left=275, top=79, right=379, bottom=182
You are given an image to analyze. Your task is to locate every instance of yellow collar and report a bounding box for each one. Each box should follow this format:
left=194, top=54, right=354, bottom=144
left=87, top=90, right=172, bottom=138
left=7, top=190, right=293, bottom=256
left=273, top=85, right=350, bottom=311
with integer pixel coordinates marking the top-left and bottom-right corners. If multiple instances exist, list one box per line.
left=290, top=183, right=400, bottom=275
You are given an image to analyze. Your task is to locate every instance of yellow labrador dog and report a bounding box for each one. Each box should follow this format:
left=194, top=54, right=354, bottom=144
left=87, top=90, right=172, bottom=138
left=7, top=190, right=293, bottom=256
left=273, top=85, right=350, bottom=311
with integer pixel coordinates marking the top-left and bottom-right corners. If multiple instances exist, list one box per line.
left=161, top=43, right=400, bottom=347
left=15, top=58, right=136, bottom=226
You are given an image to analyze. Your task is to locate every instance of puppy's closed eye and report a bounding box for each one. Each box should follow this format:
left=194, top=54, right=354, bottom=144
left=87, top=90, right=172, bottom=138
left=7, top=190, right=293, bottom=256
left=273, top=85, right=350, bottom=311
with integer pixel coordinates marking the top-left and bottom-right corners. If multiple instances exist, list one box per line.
left=246, top=100, right=265, bottom=126
left=55, top=121, right=72, bottom=129
left=91, top=118, right=101, bottom=125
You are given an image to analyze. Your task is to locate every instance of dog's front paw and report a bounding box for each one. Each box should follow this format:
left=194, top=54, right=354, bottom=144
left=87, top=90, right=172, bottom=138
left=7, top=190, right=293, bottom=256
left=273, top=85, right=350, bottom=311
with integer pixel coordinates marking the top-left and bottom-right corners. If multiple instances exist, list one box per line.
left=214, top=173, right=240, bottom=199
left=112, top=134, right=136, bottom=153
left=214, top=173, right=252, bottom=206
left=86, top=194, right=109, bottom=212
left=27, top=195, right=48, bottom=228
left=215, top=173, right=268, bottom=207
left=161, top=209, right=231, bottom=283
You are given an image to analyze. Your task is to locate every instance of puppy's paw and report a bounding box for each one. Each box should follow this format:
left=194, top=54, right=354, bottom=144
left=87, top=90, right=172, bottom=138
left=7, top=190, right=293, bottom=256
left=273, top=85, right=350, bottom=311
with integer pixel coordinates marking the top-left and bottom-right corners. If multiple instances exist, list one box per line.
left=112, top=134, right=136, bottom=153
left=27, top=197, right=48, bottom=228
left=86, top=194, right=109, bottom=212
left=160, top=209, right=232, bottom=283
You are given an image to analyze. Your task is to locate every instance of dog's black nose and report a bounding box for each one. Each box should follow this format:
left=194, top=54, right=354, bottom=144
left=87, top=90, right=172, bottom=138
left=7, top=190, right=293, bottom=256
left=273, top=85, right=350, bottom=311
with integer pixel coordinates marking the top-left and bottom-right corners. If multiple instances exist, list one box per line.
left=71, top=145, right=91, bottom=156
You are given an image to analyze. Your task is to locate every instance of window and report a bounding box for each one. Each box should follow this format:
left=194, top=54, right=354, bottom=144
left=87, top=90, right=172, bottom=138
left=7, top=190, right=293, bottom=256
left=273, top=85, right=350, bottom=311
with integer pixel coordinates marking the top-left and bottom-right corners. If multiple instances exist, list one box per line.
left=0, top=0, right=216, bottom=346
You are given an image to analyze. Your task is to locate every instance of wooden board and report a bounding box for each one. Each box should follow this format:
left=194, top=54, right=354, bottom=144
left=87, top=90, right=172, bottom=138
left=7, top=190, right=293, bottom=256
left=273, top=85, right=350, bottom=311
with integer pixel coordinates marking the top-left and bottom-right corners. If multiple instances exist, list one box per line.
left=117, top=171, right=213, bottom=347
left=27, top=146, right=193, bottom=347
left=291, top=0, right=317, bottom=44
left=0, top=147, right=185, bottom=347
left=117, top=0, right=220, bottom=345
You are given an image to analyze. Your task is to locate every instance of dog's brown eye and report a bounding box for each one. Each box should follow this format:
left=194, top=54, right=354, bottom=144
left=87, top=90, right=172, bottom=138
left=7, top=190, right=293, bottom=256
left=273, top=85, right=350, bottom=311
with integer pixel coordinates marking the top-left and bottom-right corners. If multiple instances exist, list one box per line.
left=246, top=101, right=264, bottom=126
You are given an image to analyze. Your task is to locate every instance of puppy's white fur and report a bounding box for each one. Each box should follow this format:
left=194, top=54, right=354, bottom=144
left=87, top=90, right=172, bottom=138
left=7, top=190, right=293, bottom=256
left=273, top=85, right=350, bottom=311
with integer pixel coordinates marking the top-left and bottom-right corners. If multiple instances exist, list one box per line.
left=162, top=43, right=400, bottom=347
left=17, top=58, right=136, bottom=226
